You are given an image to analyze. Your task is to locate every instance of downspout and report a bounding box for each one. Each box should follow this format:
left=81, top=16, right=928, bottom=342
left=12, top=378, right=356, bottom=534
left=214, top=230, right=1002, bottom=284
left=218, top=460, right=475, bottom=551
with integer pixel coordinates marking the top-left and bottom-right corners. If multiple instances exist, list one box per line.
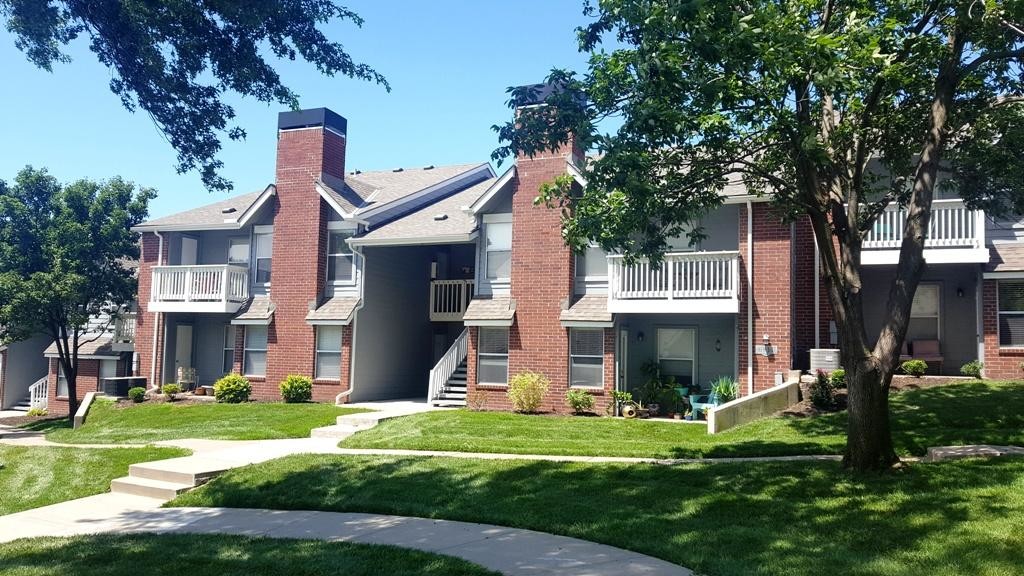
left=149, top=231, right=164, bottom=391
left=814, top=234, right=820, bottom=349
left=335, top=243, right=366, bottom=404
left=746, top=201, right=754, bottom=396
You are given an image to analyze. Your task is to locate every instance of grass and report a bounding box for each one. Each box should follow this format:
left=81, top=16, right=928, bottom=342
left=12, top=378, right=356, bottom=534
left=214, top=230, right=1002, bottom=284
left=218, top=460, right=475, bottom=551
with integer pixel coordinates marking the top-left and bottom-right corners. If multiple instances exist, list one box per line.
left=342, top=380, right=1024, bottom=458
left=23, top=398, right=370, bottom=444
left=0, top=445, right=188, bottom=515
left=0, top=534, right=497, bottom=576
left=171, top=454, right=1024, bottom=576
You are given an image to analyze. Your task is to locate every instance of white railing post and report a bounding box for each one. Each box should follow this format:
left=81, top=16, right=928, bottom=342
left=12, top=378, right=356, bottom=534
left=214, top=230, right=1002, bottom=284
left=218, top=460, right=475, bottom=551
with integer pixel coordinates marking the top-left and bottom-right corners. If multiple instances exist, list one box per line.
left=428, top=328, right=469, bottom=402
left=29, top=376, right=48, bottom=410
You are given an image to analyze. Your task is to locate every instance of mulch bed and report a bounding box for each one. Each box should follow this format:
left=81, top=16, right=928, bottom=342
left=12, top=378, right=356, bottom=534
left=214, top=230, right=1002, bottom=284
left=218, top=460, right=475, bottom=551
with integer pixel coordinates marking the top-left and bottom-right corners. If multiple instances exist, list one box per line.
left=783, top=375, right=975, bottom=417
left=0, top=415, right=53, bottom=427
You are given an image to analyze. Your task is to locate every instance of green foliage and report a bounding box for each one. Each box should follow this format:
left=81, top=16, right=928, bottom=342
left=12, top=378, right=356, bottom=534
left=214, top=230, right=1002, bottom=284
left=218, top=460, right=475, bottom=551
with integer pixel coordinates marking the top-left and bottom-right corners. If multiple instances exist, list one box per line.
left=901, top=360, right=929, bottom=378
left=961, top=360, right=984, bottom=379
left=279, top=375, right=313, bottom=403
left=161, top=384, right=181, bottom=401
left=565, top=389, right=595, bottom=414
left=606, top=389, right=633, bottom=415
left=637, top=359, right=674, bottom=405
left=829, top=369, right=847, bottom=389
left=507, top=371, right=549, bottom=413
left=810, top=371, right=836, bottom=410
left=127, top=387, right=146, bottom=403
left=213, top=374, right=251, bottom=404
left=25, top=407, right=47, bottom=417
left=709, top=376, right=738, bottom=403
left=1, top=0, right=389, bottom=191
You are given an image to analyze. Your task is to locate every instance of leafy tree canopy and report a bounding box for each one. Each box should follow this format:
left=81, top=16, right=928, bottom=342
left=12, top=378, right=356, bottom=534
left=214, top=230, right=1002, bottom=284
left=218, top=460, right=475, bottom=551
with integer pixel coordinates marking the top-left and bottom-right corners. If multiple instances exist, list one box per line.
left=1, top=0, right=389, bottom=191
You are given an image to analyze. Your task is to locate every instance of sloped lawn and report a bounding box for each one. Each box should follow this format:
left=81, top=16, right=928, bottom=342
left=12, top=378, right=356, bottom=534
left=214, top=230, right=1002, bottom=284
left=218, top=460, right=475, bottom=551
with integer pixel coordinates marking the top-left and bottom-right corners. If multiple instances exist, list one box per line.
left=171, top=454, right=1024, bottom=576
left=0, top=445, right=188, bottom=515
left=23, top=399, right=369, bottom=444
left=341, top=380, right=1024, bottom=458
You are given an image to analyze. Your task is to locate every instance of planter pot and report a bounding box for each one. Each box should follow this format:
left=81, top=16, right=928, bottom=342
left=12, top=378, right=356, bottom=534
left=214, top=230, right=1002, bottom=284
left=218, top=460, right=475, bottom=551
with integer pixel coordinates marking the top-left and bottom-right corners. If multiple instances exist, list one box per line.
left=194, top=387, right=206, bottom=396
left=647, top=403, right=660, bottom=416
left=622, top=404, right=638, bottom=419
left=673, top=413, right=682, bottom=420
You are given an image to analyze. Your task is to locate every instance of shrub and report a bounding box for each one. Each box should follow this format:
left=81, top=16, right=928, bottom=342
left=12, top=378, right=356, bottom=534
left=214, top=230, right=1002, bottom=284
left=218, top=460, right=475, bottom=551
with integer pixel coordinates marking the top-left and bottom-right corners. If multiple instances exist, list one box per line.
left=507, top=371, right=549, bottom=413
left=279, top=374, right=313, bottom=403
left=566, top=389, right=595, bottom=414
left=809, top=370, right=835, bottom=410
left=606, top=390, right=633, bottom=416
left=829, top=368, right=846, bottom=389
left=214, top=374, right=251, bottom=403
left=901, top=359, right=928, bottom=377
left=960, top=360, right=984, bottom=379
left=128, top=387, right=147, bottom=403
left=710, top=376, right=738, bottom=403
left=466, top=389, right=488, bottom=411
left=26, top=407, right=47, bottom=417
left=162, top=383, right=182, bottom=401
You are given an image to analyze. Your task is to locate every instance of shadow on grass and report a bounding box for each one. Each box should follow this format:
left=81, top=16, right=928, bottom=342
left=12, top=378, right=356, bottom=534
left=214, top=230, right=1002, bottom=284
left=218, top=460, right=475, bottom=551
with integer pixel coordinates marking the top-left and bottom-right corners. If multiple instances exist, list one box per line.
left=170, top=454, right=1024, bottom=576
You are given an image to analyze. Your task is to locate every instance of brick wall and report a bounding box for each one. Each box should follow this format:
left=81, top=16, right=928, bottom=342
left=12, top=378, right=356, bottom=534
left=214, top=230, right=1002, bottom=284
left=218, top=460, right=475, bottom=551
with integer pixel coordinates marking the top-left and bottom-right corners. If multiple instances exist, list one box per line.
left=135, top=232, right=167, bottom=390
left=792, top=216, right=835, bottom=369
left=47, top=358, right=100, bottom=417
left=982, top=279, right=1024, bottom=379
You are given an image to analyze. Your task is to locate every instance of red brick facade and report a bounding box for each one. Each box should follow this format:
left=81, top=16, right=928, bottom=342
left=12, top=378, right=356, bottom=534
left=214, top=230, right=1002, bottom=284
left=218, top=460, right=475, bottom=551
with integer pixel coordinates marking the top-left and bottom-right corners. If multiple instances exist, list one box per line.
left=982, top=279, right=1024, bottom=379
left=136, top=232, right=168, bottom=390
left=46, top=356, right=127, bottom=416
left=792, top=216, right=835, bottom=370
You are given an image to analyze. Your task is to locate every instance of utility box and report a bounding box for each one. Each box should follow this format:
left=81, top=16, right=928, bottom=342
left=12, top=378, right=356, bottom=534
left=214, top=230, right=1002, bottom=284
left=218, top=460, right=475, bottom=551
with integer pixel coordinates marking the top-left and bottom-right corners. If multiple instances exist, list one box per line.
left=809, top=348, right=841, bottom=373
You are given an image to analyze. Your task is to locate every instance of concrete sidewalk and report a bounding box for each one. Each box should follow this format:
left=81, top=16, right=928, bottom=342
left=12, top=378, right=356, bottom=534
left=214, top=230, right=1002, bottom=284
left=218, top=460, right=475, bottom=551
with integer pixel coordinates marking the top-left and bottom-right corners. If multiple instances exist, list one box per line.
left=0, top=500, right=691, bottom=575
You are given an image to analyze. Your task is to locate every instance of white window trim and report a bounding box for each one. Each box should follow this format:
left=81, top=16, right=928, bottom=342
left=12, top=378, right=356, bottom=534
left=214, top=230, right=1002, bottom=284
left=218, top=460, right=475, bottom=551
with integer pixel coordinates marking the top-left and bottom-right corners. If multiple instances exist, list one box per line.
left=910, top=283, right=941, bottom=341
left=326, top=227, right=357, bottom=287
left=252, top=226, right=273, bottom=288
left=569, top=328, right=605, bottom=389
left=482, top=214, right=513, bottom=285
left=997, top=280, right=1024, bottom=348
left=314, top=325, right=343, bottom=381
left=657, top=327, right=698, bottom=387
left=243, top=326, right=268, bottom=378
left=477, top=327, right=510, bottom=386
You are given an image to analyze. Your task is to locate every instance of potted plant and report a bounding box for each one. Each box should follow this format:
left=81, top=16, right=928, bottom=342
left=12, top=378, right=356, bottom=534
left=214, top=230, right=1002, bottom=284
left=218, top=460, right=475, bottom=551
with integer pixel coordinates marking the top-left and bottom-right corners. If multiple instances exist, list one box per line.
left=639, top=360, right=674, bottom=416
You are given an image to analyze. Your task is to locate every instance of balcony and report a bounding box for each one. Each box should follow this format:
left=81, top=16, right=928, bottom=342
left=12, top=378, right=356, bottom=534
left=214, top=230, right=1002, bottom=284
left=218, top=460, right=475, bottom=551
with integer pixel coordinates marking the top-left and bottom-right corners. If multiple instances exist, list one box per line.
left=430, top=279, right=475, bottom=321
left=862, top=199, right=989, bottom=265
left=608, top=251, right=740, bottom=313
left=111, top=312, right=136, bottom=351
left=149, top=265, right=250, bottom=313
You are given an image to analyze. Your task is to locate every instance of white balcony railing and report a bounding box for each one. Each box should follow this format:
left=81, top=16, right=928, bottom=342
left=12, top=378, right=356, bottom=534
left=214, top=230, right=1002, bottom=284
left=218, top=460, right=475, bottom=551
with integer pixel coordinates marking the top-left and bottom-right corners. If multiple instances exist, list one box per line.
left=861, top=199, right=989, bottom=264
left=150, top=265, right=249, bottom=313
left=430, top=279, right=475, bottom=322
left=112, top=312, right=136, bottom=351
left=608, top=251, right=740, bottom=313
left=428, top=328, right=469, bottom=405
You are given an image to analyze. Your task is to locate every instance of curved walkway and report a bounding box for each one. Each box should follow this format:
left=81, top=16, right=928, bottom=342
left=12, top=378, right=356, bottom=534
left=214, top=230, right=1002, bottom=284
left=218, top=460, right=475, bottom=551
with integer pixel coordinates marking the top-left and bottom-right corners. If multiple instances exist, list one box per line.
left=0, top=496, right=690, bottom=575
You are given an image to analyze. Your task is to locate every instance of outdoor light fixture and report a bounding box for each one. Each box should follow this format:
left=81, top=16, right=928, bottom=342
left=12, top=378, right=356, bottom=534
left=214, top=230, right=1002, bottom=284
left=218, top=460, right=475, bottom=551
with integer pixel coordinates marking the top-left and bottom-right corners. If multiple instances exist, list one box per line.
left=957, top=287, right=965, bottom=298
left=763, top=334, right=770, bottom=344
left=715, top=338, right=722, bottom=352
left=637, top=331, right=645, bottom=343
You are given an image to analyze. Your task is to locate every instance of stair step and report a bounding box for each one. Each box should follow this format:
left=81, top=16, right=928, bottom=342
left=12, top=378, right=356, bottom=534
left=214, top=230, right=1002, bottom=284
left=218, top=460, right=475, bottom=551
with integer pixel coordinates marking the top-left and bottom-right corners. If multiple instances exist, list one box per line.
left=439, top=392, right=467, bottom=400
left=110, top=476, right=193, bottom=500
left=432, top=399, right=467, bottom=407
left=310, top=424, right=364, bottom=439
left=128, top=459, right=227, bottom=486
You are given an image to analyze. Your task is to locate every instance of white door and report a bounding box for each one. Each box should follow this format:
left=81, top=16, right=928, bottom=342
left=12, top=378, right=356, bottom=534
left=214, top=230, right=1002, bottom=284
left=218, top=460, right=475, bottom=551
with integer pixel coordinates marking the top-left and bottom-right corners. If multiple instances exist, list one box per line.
left=180, top=236, right=198, bottom=265
left=174, top=325, right=193, bottom=374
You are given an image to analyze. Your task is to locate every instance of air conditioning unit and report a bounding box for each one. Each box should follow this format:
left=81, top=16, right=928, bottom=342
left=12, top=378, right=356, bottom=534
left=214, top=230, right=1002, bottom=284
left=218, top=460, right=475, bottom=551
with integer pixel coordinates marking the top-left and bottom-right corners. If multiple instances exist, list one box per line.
left=809, top=348, right=841, bottom=373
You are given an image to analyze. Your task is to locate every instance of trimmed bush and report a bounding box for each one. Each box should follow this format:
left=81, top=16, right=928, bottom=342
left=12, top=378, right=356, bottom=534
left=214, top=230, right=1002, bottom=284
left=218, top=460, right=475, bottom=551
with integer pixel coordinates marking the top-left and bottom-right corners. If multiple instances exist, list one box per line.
left=214, top=374, right=251, bottom=403
left=566, top=389, right=595, bottom=414
left=128, top=387, right=146, bottom=403
left=162, top=383, right=182, bottom=401
left=280, top=374, right=313, bottom=403
left=507, top=371, right=549, bottom=413
left=25, top=407, right=47, bottom=417
left=710, top=376, right=739, bottom=403
left=829, top=368, right=846, bottom=389
left=960, top=360, right=984, bottom=379
left=901, top=359, right=928, bottom=377
left=810, top=370, right=835, bottom=410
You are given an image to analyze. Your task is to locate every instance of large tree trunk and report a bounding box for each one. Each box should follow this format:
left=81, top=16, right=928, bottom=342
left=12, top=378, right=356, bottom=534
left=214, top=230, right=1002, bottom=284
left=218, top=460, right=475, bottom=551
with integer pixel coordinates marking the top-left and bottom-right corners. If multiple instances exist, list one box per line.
left=844, top=359, right=898, bottom=469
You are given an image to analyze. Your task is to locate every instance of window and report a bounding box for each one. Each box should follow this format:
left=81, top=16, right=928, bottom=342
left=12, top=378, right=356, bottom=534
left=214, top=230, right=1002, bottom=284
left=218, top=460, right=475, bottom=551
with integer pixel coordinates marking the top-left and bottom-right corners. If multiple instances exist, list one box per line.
left=569, top=328, right=604, bottom=388
left=99, top=359, right=117, bottom=384
left=315, top=326, right=343, bottom=380
left=909, top=284, right=940, bottom=340
left=657, top=328, right=696, bottom=387
left=484, top=221, right=512, bottom=280
left=222, top=325, right=236, bottom=375
left=56, top=364, right=68, bottom=397
left=999, top=281, right=1024, bottom=347
left=477, top=327, right=509, bottom=385
left=227, top=237, right=250, bottom=266
left=253, top=228, right=273, bottom=284
left=327, top=230, right=355, bottom=284
left=575, top=246, right=607, bottom=279
left=243, top=326, right=268, bottom=377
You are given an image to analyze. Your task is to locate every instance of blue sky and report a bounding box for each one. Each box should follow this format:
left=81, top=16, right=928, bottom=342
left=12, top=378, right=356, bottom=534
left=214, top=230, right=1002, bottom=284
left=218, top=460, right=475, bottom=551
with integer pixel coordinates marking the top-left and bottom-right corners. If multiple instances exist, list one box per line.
left=0, top=1, right=593, bottom=218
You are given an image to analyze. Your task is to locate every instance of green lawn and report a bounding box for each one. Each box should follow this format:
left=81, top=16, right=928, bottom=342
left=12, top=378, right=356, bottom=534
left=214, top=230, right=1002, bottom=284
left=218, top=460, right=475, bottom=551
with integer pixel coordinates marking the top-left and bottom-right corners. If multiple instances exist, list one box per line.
left=342, top=380, right=1024, bottom=458
left=0, top=445, right=189, bottom=515
left=0, top=534, right=497, bottom=576
left=171, top=454, right=1024, bottom=576
left=24, top=399, right=370, bottom=444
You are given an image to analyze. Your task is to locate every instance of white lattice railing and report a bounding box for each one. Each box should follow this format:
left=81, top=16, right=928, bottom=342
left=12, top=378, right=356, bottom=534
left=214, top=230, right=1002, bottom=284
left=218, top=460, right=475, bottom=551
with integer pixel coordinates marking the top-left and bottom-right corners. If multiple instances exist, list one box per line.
left=114, top=313, right=136, bottom=343
left=428, top=328, right=468, bottom=403
left=430, top=279, right=474, bottom=322
left=863, top=199, right=985, bottom=249
left=151, top=265, right=249, bottom=305
left=608, top=251, right=740, bottom=301
left=28, top=376, right=48, bottom=410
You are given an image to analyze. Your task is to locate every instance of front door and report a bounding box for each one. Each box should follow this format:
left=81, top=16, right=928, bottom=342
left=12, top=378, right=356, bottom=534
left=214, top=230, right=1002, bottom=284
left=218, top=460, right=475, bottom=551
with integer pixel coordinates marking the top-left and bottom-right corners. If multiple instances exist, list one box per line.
left=180, top=236, right=198, bottom=265
left=174, top=324, right=193, bottom=378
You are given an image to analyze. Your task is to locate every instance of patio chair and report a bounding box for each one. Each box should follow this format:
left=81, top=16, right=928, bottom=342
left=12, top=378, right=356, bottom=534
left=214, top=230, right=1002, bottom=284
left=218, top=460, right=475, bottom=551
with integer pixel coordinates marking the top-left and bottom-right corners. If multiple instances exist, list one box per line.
left=899, top=339, right=943, bottom=374
left=176, top=366, right=197, bottom=392
left=689, top=391, right=720, bottom=420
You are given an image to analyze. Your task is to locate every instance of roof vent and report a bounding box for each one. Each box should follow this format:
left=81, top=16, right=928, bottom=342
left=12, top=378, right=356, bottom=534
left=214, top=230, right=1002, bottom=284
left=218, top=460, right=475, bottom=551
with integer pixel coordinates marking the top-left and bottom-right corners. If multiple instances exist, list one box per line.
left=392, top=167, right=404, bottom=173
left=423, top=165, right=435, bottom=170
left=221, top=207, right=237, bottom=214
left=433, top=213, right=448, bottom=221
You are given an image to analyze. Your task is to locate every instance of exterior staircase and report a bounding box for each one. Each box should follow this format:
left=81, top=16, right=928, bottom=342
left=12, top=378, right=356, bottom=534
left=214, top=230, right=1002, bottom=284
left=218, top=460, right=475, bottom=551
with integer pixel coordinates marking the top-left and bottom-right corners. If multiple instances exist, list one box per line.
left=428, top=328, right=469, bottom=407
left=8, top=396, right=32, bottom=413
left=433, top=361, right=467, bottom=407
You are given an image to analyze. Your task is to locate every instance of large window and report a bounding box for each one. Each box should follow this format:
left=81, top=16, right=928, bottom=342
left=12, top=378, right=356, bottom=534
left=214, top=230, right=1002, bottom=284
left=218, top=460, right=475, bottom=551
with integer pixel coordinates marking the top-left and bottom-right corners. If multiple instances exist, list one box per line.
left=327, top=230, right=355, bottom=284
left=484, top=220, right=512, bottom=280
left=477, top=327, right=509, bottom=385
left=909, top=283, right=940, bottom=340
left=222, top=325, right=236, bottom=374
left=243, top=326, right=268, bottom=377
left=569, top=328, right=604, bottom=388
left=315, top=325, right=343, bottom=380
left=575, top=246, right=607, bottom=279
left=56, top=363, right=68, bottom=397
left=657, top=328, right=696, bottom=387
left=999, top=281, right=1024, bottom=347
left=99, top=359, right=117, bottom=384
left=227, top=237, right=250, bottom=266
left=253, top=228, right=273, bottom=285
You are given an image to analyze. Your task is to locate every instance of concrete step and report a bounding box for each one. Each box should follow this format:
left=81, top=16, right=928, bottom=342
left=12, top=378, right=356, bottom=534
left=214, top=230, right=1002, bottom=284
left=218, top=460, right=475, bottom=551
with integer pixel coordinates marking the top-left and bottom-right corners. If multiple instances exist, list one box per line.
left=310, top=424, right=364, bottom=439
left=128, top=458, right=229, bottom=486
left=439, top=391, right=466, bottom=400
left=335, top=414, right=385, bottom=427
left=110, top=475, right=193, bottom=500
left=432, top=399, right=467, bottom=407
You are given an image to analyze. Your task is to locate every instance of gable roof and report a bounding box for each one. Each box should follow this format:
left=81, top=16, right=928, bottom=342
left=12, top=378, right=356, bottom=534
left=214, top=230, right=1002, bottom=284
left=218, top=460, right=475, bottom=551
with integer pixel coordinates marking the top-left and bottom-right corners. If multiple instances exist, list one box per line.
left=44, top=336, right=119, bottom=359
left=133, top=186, right=276, bottom=232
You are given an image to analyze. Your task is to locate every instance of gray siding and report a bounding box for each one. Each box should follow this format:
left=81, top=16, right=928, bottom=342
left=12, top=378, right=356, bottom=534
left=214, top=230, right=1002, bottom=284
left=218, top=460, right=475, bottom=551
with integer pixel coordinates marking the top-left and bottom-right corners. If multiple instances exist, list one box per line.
left=698, top=204, right=740, bottom=251
left=0, top=334, right=50, bottom=408
left=619, top=313, right=737, bottom=394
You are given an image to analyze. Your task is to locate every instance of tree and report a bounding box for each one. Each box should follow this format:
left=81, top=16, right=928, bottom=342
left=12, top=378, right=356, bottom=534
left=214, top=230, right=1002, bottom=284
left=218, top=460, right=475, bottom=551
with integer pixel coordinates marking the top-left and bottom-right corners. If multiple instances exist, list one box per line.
left=1, top=0, right=389, bottom=191
left=0, top=167, right=153, bottom=422
left=495, top=0, right=1024, bottom=470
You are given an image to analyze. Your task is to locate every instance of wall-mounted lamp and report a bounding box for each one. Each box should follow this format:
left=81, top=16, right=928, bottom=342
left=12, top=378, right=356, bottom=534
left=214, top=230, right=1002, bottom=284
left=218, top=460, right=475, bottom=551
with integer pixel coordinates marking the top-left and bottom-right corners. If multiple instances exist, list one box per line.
left=763, top=334, right=771, bottom=344
left=637, top=331, right=645, bottom=343
left=957, top=287, right=965, bottom=298
left=715, top=338, right=722, bottom=352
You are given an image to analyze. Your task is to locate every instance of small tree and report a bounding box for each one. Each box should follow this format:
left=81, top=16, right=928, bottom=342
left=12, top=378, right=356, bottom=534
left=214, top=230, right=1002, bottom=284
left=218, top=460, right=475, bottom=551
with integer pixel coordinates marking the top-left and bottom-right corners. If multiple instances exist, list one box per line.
left=0, top=167, right=152, bottom=423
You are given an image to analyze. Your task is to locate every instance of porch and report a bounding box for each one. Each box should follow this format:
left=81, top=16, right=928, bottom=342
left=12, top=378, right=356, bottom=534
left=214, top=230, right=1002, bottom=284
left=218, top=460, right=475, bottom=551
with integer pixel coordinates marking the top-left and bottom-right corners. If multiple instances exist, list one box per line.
left=149, top=265, right=250, bottom=313
left=607, top=251, right=740, bottom=314
left=160, top=313, right=236, bottom=387
left=861, top=199, right=989, bottom=265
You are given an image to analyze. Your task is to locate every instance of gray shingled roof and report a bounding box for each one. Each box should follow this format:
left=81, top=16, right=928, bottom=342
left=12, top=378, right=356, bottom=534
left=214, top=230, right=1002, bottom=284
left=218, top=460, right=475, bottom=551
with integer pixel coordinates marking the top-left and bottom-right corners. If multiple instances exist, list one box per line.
left=559, top=295, right=612, bottom=324
left=353, top=177, right=494, bottom=245
left=306, top=296, right=360, bottom=324
left=232, top=295, right=275, bottom=324
left=44, top=336, right=118, bottom=358
left=986, top=245, right=1024, bottom=273
left=463, top=296, right=516, bottom=325
left=135, top=190, right=265, bottom=230
left=350, top=163, right=484, bottom=210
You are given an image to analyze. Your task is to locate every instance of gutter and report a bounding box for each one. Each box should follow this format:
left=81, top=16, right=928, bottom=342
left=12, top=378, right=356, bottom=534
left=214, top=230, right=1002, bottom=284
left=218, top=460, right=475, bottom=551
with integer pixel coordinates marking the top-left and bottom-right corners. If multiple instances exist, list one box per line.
left=335, top=243, right=366, bottom=405
left=149, top=231, right=164, bottom=391
left=746, top=201, right=753, bottom=396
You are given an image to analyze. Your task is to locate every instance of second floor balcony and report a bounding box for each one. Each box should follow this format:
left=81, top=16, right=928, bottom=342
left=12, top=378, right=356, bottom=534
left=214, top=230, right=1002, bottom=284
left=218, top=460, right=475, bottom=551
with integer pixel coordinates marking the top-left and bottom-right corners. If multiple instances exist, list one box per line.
left=608, top=251, right=740, bottom=313
left=111, top=312, right=137, bottom=351
left=861, top=199, right=989, bottom=265
left=149, top=265, right=250, bottom=313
